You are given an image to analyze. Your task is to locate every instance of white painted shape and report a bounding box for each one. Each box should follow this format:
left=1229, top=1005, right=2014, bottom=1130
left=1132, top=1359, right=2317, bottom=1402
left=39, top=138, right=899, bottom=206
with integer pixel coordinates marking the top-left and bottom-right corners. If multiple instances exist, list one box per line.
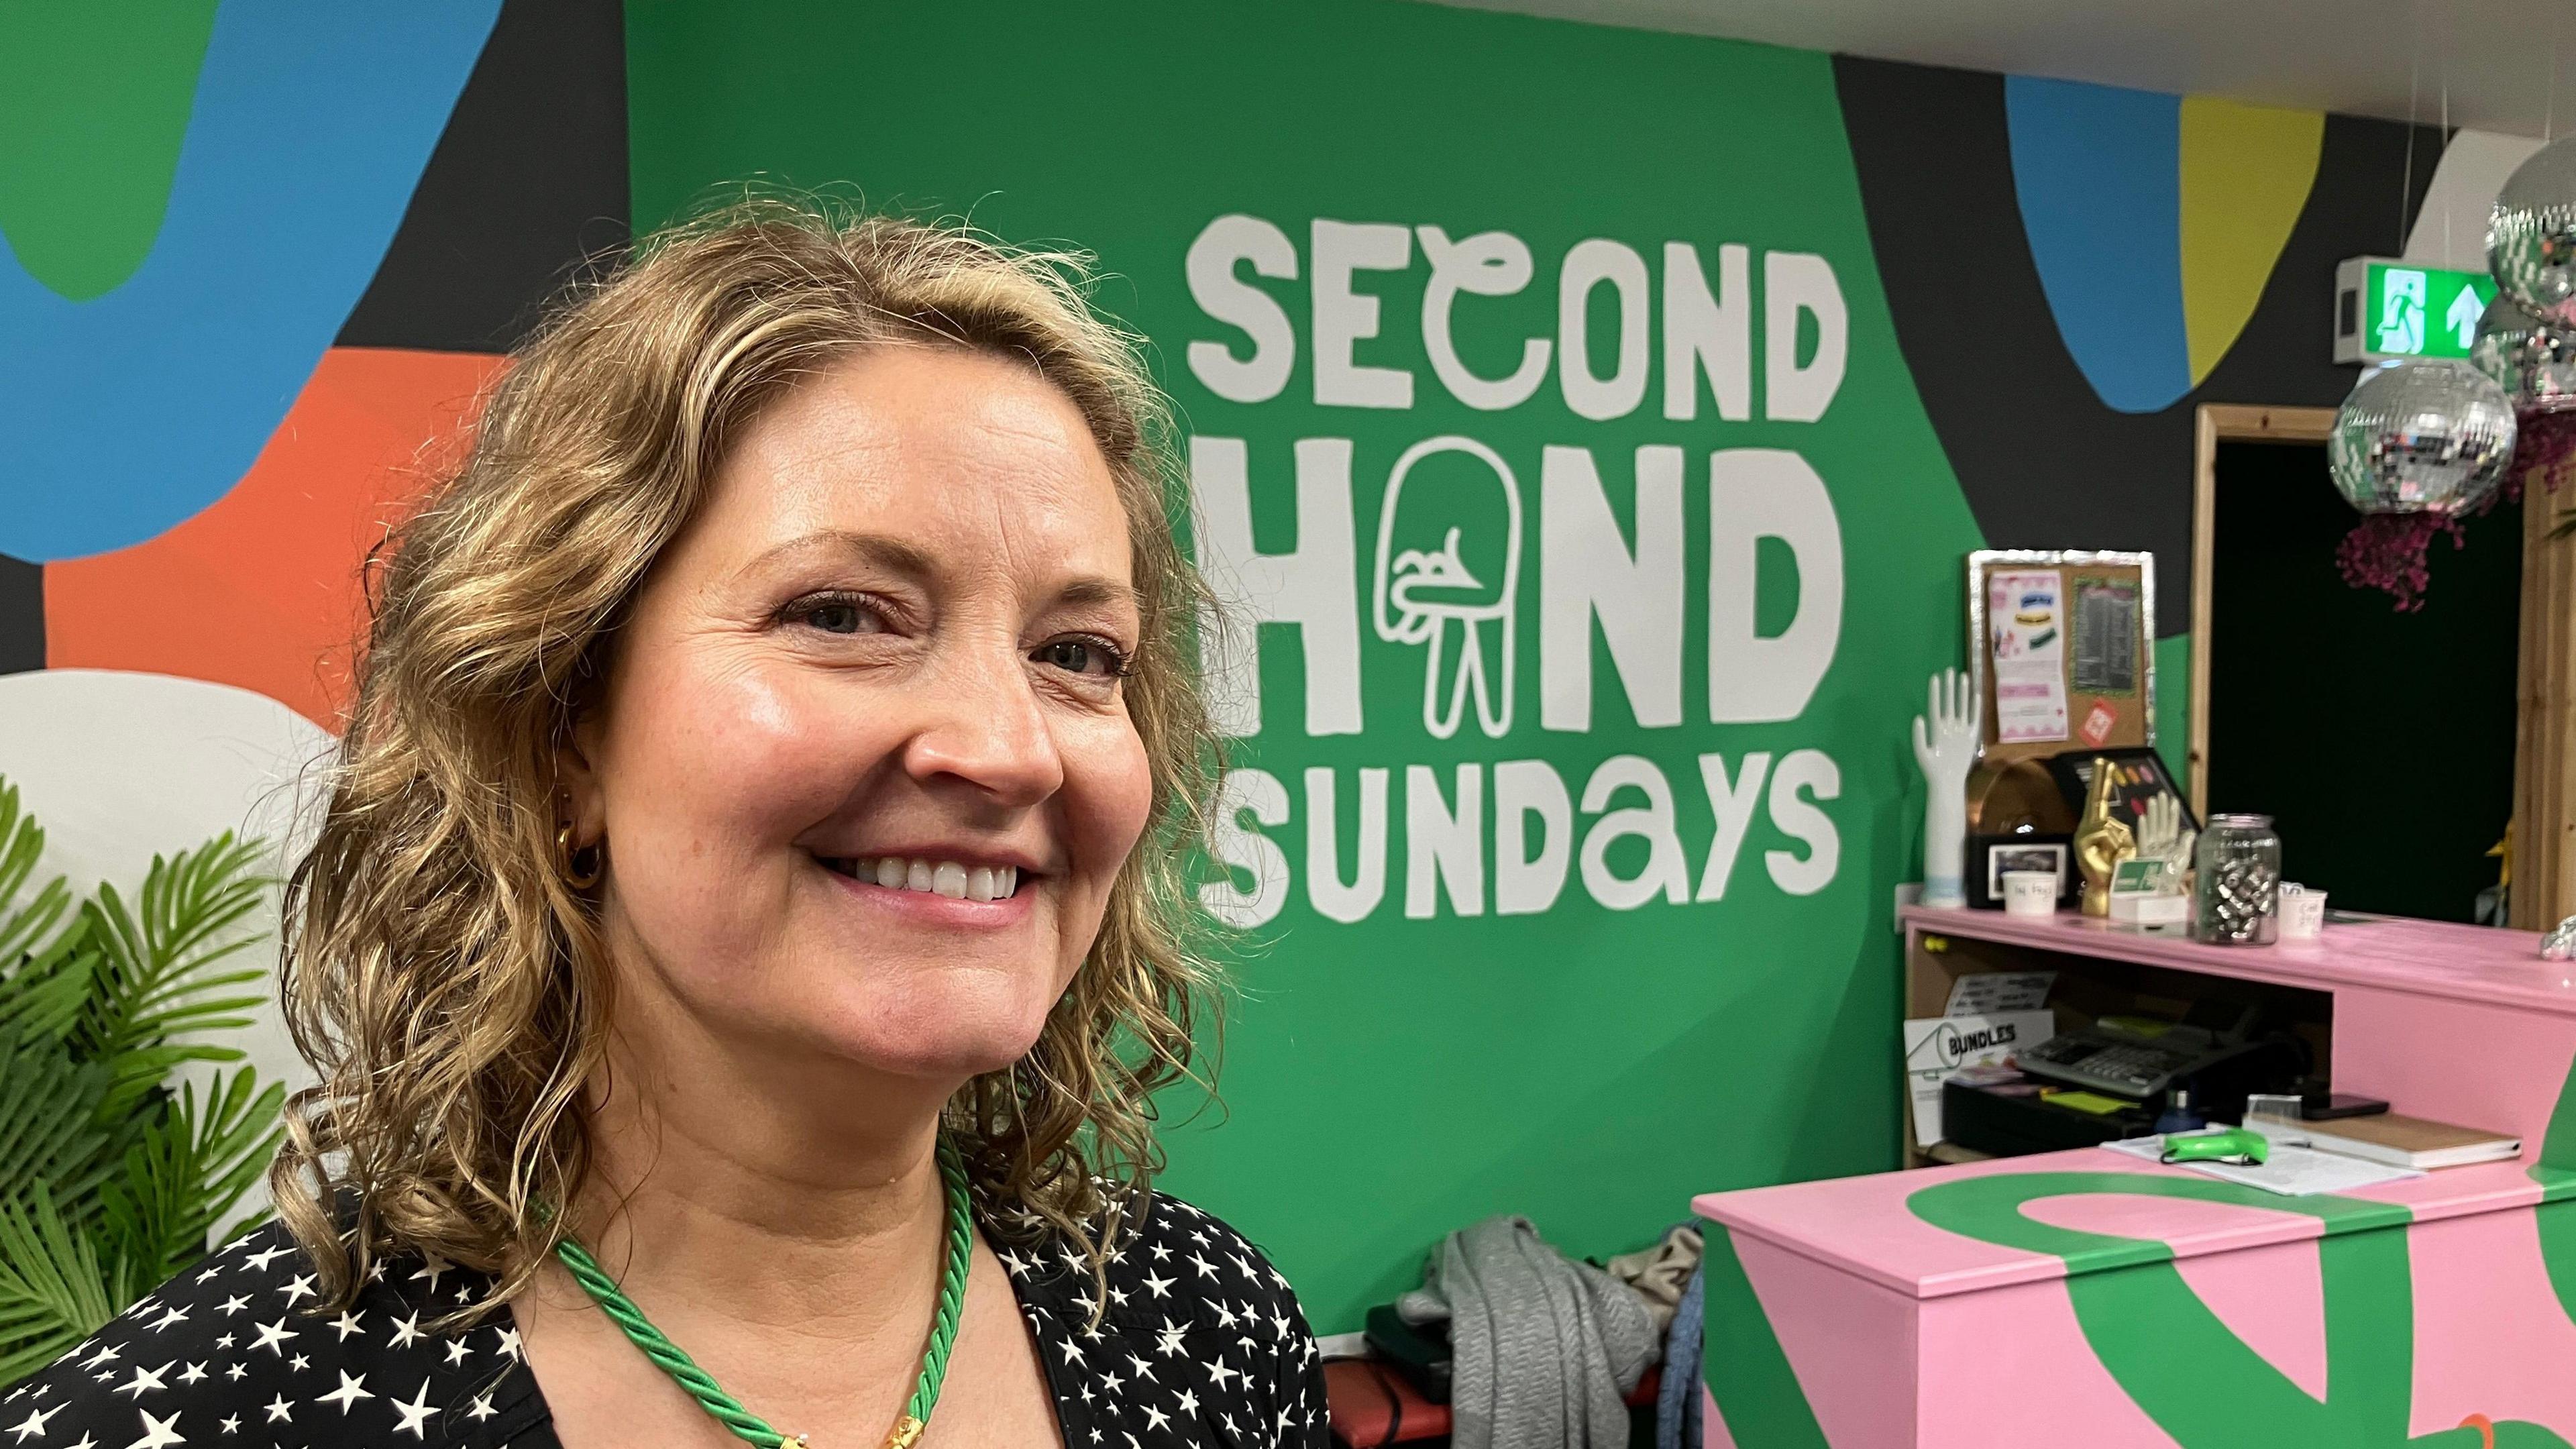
left=2404, top=128, right=2548, bottom=270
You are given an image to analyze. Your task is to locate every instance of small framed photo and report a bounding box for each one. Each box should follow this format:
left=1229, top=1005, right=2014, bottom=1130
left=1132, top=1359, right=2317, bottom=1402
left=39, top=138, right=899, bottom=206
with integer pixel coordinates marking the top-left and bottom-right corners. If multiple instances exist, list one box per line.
left=1968, top=835, right=2072, bottom=909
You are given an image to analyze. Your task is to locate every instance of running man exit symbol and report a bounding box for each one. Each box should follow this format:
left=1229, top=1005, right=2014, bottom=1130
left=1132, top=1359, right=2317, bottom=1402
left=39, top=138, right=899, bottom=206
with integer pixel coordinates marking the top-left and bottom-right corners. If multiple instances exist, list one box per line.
left=2377, top=268, right=2425, bottom=355
left=2335, top=257, right=2498, bottom=363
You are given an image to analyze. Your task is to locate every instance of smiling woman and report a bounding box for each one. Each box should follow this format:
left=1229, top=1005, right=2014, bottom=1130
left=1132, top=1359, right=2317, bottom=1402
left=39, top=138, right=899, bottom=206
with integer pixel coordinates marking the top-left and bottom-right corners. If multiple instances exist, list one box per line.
left=9, top=201, right=1327, bottom=1448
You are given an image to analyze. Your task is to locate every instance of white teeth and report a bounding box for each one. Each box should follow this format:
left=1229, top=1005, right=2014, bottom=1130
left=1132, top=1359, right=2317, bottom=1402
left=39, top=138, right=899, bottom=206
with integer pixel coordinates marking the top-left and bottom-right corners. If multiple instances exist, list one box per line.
left=844, top=855, right=1024, bottom=902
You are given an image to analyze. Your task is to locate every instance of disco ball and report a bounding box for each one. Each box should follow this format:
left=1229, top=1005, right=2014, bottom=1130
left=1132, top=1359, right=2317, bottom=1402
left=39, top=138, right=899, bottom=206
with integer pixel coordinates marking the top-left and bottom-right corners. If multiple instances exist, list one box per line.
left=2327, top=359, right=2518, bottom=514
left=2471, top=292, right=2576, bottom=415
left=2491, top=135, right=2576, bottom=327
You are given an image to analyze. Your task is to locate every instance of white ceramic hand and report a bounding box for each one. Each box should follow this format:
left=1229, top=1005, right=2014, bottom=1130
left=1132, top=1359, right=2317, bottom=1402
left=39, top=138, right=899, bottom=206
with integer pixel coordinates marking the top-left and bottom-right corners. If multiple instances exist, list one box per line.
left=2135, top=793, right=2196, bottom=877
left=1911, top=669, right=1981, bottom=908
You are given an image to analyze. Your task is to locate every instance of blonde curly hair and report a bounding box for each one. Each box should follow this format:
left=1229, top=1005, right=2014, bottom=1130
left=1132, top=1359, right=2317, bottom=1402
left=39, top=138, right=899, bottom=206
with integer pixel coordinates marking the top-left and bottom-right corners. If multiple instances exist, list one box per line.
left=271, top=197, right=1222, bottom=1313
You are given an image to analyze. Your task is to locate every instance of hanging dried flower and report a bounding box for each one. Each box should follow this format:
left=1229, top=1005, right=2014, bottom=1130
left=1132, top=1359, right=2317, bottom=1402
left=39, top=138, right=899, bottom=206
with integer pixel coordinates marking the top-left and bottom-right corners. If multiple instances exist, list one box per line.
left=2334, top=509, right=2468, bottom=612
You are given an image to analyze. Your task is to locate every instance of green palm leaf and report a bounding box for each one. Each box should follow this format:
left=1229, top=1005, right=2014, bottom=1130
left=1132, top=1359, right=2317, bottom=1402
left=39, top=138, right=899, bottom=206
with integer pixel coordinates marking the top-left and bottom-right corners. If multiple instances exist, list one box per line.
left=0, top=779, right=75, bottom=968
left=100, top=1072, right=286, bottom=1286
left=0, top=1184, right=121, bottom=1387
left=0, top=1036, right=114, bottom=1211
left=0, top=776, right=284, bottom=1391
left=76, top=833, right=273, bottom=1120
left=0, top=926, right=95, bottom=1048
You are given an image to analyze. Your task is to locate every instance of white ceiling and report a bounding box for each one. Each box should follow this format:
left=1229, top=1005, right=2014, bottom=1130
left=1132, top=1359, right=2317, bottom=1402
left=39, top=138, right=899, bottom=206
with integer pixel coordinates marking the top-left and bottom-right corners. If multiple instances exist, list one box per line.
left=1428, top=0, right=2576, bottom=138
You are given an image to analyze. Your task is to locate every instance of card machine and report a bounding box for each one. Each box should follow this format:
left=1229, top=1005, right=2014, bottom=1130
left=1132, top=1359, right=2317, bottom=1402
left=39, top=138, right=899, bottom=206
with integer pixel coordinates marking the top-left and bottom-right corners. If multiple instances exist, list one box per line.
left=2018, top=1002, right=2265, bottom=1100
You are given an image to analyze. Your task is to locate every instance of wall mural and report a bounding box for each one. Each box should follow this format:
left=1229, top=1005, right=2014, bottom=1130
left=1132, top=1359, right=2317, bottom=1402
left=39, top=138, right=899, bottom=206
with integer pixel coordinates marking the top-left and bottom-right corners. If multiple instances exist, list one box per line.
left=0, top=0, right=2504, bottom=1332
left=0, top=0, right=625, bottom=1142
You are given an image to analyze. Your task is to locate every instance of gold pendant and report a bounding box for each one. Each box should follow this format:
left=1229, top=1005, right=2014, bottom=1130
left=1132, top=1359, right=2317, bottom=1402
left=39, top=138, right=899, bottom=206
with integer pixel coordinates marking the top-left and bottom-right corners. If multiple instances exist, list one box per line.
left=884, top=1415, right=926, bottom=1449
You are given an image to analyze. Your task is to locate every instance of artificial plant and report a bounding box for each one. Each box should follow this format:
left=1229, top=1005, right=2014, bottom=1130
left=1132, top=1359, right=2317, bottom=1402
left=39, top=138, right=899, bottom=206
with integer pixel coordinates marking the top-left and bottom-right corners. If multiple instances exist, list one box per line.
left=0, top=775, right=284, bottom=1389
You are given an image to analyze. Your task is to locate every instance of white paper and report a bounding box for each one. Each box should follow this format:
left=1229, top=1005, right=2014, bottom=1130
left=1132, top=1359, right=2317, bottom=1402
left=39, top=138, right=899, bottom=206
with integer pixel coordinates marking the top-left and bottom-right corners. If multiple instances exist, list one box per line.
left=2099, top=1131, right=2426, bottom=1196
left=1988, top=570, right=2069, bottom=743
left=1904, top=1011, right=2055, bottom=1148
left=1944, top=971, right=2055, bottom=1017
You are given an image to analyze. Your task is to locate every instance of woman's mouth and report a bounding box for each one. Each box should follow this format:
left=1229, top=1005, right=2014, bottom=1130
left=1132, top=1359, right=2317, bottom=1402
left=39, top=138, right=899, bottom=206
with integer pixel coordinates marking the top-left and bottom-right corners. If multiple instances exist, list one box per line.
left=818, top=855, right=1024, bottom=903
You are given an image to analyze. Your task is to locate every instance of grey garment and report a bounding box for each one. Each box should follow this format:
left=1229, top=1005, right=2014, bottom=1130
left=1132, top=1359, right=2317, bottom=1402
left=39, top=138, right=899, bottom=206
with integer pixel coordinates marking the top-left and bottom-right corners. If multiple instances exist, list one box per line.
left=1396, top=1216, right=1658, bottom=1449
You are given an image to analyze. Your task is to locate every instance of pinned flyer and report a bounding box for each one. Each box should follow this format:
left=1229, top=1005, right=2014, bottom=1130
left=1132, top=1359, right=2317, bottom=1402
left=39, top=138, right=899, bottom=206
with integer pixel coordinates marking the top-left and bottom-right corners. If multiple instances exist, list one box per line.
left=1988, top=569, right=2068, bottom=743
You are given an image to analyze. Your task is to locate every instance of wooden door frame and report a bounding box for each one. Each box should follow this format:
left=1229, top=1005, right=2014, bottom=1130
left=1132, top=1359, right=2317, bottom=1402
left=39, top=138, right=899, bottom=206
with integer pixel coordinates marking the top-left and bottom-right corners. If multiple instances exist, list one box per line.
left=2514, top=463, right=2576, bottom=928
left=2188, top=404, right=2338, bottom=822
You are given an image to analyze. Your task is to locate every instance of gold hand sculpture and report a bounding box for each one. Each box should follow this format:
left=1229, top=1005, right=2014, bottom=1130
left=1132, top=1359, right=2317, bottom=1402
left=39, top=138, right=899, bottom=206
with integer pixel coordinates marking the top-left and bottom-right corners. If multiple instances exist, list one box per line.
left=2073, top=756, right=2135, bottom=918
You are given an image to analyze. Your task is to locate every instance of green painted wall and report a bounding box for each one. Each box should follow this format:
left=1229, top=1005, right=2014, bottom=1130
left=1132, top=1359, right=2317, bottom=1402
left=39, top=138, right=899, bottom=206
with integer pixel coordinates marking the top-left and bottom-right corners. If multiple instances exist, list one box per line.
left=2157, top=633, right=2192, bottom=800
left=627, top=0, right=1984, bottom=1328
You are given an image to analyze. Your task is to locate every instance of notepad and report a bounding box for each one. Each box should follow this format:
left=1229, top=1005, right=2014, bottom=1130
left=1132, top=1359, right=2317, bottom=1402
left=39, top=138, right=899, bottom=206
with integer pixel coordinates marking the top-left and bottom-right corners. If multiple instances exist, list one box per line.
left=2102, top=1132, right=2424, bottom=1196
left=2280, top=1114, right=2521, bottom=1171
left=2040, top=1088, right=2135, bottom=1116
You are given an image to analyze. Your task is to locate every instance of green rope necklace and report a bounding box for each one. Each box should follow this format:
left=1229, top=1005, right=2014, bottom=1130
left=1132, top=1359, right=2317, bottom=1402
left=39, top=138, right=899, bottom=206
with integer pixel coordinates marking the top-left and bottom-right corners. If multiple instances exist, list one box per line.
left=555, top=1136, right=975, bottom=1449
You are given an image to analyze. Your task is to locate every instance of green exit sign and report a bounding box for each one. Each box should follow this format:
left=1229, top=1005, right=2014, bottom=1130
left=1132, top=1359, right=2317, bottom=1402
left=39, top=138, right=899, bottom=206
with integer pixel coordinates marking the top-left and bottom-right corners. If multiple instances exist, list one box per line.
left=2335, top=256, right=2499, bottom=363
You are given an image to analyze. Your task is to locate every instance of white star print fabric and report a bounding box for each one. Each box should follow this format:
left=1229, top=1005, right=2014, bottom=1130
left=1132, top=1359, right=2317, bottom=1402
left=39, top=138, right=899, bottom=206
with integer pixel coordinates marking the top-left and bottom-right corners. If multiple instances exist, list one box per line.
left=994, top=1193, right=1328, bottom=1449
left=1, top=1193, right=1327, bottom=1448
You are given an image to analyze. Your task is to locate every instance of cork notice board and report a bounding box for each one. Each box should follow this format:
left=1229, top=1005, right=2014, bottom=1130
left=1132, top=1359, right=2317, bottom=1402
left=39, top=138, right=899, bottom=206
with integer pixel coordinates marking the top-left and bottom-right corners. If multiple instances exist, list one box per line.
left=1966, top=549, right=2157, bottom=764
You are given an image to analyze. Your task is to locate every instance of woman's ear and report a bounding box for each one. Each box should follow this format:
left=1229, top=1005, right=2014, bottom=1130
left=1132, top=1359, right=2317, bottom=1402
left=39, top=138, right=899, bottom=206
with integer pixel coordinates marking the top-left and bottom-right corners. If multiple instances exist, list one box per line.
left=556, top=710, right=609, bottom=845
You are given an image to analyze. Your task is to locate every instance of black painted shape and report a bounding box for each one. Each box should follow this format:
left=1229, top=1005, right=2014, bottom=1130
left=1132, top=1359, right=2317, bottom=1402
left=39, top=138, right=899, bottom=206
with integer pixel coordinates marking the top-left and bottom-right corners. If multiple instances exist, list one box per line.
left=1832, top=57, right=2451, bottom=643
left=0, top=555, right=42, bottom=675
left=335, top=0, right=629, bottom=354
left=1831, top=55, right=2194, bottom=632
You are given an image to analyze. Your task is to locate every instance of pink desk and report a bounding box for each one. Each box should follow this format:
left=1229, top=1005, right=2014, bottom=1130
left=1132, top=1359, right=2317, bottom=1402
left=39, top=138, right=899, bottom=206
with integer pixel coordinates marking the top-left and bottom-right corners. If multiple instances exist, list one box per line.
left=1693, top=910, right=2576, bottom=1448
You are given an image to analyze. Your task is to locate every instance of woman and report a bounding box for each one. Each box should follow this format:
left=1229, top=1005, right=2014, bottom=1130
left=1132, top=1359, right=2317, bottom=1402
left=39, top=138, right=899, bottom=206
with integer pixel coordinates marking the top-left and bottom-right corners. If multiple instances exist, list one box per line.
left=8, top=203, right=1326, bottom=1448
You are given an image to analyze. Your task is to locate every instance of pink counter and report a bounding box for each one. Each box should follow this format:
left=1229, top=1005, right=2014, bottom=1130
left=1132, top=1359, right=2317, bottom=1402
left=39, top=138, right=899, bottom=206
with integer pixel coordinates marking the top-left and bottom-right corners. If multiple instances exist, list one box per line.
left=1691, top=910, right=2576, bottom=1449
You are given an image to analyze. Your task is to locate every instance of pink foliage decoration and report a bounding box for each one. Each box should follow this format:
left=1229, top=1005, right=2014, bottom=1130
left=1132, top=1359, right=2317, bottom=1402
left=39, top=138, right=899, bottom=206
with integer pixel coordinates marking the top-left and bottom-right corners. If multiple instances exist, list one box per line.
left=2522, top=409, right=2576, bottom=506
left=2334, top=511, right=2468, bottom=612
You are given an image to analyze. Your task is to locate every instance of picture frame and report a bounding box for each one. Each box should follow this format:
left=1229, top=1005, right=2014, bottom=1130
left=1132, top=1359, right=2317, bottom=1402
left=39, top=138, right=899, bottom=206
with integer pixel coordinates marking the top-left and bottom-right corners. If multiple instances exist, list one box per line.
left=1966, top=549, right=2157, bottom=764
left=1968, top=835, right=2072, bottom=910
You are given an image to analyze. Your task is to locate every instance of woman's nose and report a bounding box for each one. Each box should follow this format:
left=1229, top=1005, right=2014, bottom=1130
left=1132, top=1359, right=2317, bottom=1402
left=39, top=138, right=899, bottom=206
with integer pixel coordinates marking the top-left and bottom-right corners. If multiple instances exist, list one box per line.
left=902, top=640, right=1066, bottom=807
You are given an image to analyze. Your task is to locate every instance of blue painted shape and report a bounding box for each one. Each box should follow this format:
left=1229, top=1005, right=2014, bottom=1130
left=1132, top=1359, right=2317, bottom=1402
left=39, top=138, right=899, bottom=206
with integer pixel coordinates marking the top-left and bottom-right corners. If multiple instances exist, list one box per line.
left=2004, top=76, right=2193, bottom=415
left=0, top=3, right=500, bottom=562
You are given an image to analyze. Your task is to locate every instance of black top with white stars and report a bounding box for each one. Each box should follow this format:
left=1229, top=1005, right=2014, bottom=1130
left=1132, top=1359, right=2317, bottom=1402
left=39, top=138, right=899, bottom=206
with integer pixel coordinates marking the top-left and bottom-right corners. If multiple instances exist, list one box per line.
left=1, top=1193, right=1327, bottom=1448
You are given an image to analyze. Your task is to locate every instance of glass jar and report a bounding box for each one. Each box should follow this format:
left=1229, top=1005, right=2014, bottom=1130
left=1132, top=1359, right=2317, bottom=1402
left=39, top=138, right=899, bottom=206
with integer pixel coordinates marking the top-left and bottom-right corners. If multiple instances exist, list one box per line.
left=2195, top=814, right=2283, bottom=945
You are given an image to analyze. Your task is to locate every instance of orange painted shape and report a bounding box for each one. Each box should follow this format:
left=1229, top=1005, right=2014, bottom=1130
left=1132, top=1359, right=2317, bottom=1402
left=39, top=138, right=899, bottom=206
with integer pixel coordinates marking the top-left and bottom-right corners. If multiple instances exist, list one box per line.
left=46, top=346, right=502, bottom=730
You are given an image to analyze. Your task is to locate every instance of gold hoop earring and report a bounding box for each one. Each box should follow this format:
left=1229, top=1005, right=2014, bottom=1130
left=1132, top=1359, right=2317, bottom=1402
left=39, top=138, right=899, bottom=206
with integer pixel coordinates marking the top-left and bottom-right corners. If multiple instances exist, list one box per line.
left=556, top=822, right=604, bottom=890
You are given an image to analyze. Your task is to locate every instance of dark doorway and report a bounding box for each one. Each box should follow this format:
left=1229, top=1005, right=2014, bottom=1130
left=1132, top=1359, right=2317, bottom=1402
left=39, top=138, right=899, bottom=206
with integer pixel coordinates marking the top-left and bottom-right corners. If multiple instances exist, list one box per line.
left=2204, top=441, right=2521, bottom=922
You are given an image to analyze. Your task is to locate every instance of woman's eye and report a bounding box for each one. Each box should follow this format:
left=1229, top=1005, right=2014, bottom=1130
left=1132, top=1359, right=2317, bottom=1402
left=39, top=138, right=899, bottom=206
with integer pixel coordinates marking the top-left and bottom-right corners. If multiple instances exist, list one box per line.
left=1036, top=637, right=1129, bottom=678
left=792, top=596, right=880, bottom=635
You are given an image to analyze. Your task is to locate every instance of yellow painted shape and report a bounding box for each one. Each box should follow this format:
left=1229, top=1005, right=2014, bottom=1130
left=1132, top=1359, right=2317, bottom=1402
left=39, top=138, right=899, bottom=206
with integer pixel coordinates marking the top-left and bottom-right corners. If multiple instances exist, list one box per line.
left=2179, top=96, right=2324, bottom=384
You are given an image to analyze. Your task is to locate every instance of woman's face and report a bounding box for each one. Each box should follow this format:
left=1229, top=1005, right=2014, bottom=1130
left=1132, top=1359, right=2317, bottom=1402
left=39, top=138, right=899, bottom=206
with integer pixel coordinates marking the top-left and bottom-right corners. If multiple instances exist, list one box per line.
left=568, top=346, right=1153, bottom=1083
